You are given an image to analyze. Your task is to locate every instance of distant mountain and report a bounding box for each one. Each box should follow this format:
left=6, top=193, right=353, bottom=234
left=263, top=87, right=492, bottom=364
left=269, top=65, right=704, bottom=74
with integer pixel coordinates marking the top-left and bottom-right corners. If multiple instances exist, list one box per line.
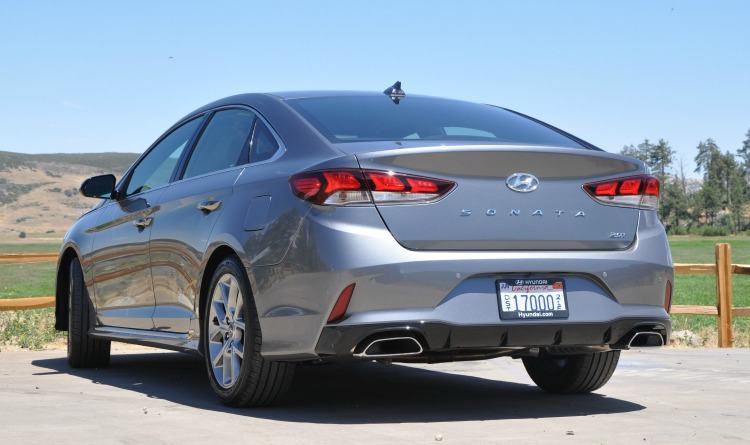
left=0, top=151, right=138, bottom=175
left=0, top=150, right=139, bottom=240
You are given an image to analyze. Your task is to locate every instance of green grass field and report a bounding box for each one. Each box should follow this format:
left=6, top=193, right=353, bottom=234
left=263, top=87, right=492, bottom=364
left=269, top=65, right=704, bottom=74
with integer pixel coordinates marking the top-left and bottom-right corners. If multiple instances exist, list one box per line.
left=0, top=243, right=61, bottom=254
left=1, top=237, right=748, bottom=348
left=669, top=236, right=750, bottom=347
left=0, top=243, right=62, bottom=348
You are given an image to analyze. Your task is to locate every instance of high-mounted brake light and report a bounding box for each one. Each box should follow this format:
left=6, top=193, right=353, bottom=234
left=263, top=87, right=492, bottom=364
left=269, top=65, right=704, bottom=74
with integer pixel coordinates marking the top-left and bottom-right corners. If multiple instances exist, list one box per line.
left=290, top=169, right=455, bottom=206
left=583, top=175, right=660, bottom=210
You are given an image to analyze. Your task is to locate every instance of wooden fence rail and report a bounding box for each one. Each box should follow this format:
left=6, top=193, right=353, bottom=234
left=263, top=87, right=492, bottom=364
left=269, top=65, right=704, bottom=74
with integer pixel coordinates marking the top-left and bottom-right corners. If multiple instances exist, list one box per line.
left=1, top=246, right=749, bottom=347
left=0, top=253, right=58, bottom=264
left=672, top=243, right=750, bottom=348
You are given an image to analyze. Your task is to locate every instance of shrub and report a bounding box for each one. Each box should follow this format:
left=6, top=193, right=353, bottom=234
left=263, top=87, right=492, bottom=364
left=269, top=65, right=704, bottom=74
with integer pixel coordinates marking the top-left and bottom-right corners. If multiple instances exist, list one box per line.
left=0, top=309, right=65, bottom=349
left=668, top=225, right=689, bottom=236
left=694, top=226, right=730, bottom=236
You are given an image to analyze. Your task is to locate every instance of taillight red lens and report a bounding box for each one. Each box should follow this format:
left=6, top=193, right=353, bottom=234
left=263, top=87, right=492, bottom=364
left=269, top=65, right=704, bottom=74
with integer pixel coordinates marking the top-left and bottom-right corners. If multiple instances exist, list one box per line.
left=323, top=171, right=362, bottom=193
left=406, top=177, right=439, bottom=193
left=645, top=177, right=659, bottom=196
left=594, top=182, right=618, bottom=196
left=583, top=175, right=660, bottom=210
left=292, top=177, right=322, bottom=196
left=368, top=172, right=407, bottom=191
left=289, top=169, right=369, bottom=205
left=618, top=179, right=642, bottom=195
left=290, top=169, right=455, bottom=206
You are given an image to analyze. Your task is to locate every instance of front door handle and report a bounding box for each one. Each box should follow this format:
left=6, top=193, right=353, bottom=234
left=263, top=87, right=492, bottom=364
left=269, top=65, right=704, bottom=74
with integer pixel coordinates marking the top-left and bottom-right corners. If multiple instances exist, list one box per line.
left=197, top=200, right=222, bottom=213
left=133, top=217, right=153, bottom=229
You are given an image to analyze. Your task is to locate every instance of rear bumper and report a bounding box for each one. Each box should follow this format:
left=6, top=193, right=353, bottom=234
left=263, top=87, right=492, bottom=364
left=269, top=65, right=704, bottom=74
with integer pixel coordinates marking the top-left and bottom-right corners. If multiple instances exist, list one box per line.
left=252, top=206, right=673, bottom=361
left=315, top=317, right=672, bottom=359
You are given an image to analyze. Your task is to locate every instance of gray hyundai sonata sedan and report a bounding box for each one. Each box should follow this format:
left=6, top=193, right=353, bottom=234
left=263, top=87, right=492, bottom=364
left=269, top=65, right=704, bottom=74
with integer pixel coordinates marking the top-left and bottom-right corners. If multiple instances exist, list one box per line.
left=55, top=83, right=673, bottom=406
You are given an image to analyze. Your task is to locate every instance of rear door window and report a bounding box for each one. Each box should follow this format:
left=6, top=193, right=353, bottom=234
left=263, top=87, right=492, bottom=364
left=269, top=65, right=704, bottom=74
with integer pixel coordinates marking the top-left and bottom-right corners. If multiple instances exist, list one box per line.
left=182, top=109, right=255, bottom=179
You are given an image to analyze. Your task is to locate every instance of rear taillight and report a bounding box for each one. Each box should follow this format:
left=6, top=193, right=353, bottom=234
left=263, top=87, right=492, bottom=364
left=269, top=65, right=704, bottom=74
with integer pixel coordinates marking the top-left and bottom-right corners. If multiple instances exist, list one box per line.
left=290, top=169, right=455, bottom=206
left=583, top=175, right=660, bottom=210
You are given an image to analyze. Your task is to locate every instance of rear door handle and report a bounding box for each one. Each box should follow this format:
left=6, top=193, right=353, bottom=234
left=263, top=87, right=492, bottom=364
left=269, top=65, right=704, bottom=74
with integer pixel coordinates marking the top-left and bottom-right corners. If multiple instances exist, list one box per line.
left=197, top=200, right=222, bottom=213
left=133, top=217, right=153, bottom=229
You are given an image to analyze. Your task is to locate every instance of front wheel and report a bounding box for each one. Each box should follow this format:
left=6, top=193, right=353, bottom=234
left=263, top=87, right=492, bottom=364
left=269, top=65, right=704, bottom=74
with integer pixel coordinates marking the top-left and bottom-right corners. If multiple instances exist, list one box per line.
left=203, top=256, right=295, bottom=407
left=67, top=257, right=111, bottom=368
left=522, top=349, right=620, bottom=394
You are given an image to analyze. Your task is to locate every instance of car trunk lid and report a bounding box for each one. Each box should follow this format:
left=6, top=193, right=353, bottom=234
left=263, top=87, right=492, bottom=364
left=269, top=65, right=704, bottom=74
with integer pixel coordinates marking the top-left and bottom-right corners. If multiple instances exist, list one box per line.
left=351, top=144, right=646, bottom=251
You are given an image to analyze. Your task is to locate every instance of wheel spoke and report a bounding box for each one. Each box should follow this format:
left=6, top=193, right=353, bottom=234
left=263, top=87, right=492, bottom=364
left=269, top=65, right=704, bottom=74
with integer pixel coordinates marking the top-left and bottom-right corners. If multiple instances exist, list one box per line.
left=232, top=338, right=244, bottom=360
left=211, top=286, right=227, bottom=326
left=230, top=344, right=241, bottom=382
left=220, top=279, right=231, bottom=313
left=222, top=344, right=232, bottom=385
left=210, top=343, right=224, bottom=368
left=228, top=278, right=239, bottom=321
left=234, top=291, right=244, bottom=324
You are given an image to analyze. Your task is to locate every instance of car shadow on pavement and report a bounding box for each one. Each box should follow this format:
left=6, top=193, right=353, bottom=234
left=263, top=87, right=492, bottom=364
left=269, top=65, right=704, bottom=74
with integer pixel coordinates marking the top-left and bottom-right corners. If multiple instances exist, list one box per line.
left=32, top=351, right=644, bottom=424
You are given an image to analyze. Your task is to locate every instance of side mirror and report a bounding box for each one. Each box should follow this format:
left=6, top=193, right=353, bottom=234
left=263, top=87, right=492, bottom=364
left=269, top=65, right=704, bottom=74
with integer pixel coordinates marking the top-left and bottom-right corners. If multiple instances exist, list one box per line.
left=80, top=174, right=117, bottom=199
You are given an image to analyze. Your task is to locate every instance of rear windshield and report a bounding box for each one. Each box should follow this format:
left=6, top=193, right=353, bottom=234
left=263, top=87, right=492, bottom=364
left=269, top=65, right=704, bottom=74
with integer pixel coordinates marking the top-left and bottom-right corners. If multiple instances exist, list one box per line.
left=285, top=95, right=584, bottom=148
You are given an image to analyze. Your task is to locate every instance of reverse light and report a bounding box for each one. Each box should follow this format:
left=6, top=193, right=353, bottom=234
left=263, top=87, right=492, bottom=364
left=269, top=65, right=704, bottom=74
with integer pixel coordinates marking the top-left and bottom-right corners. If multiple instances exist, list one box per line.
left=583, top=175, right=660, bottom=210
left=290, top=169, right=455, bottom=206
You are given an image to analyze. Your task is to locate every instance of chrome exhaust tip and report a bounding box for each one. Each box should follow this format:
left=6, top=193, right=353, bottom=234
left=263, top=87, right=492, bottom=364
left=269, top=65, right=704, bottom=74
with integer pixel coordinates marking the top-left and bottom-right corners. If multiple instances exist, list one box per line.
left=355, top=336, right=424, bottom=358
left=627, top=332, right=665, bottom=349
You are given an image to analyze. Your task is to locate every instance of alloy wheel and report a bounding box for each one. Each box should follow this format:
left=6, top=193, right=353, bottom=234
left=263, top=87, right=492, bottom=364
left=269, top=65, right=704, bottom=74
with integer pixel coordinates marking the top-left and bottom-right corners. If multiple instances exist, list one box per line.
left=207, top=273, right=246, bottom=389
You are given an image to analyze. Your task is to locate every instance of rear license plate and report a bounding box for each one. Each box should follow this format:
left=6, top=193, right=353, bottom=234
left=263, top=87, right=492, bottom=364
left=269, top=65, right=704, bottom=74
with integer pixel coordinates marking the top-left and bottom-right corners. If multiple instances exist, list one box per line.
left=497, top=278, right=569, bottom=320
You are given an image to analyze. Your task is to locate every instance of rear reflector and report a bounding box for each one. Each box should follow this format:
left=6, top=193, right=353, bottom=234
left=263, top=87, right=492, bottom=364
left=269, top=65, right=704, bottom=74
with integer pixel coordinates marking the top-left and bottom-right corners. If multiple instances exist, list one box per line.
left=327, top=283, right=356, bottom=323
left=290, top=169, right=455, bottom=206
left=665, top=280, right=672, bottom=313
left=583, top=175, right=660, bottom=210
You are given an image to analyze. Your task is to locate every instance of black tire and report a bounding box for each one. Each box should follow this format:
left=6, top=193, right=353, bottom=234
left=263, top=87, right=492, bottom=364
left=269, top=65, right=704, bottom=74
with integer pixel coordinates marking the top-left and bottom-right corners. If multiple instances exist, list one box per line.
left=202, top=256, right=295, bottom=407
left=67, top=257, right=111, bottom=368
left=522, top=349, right=620, bottom=394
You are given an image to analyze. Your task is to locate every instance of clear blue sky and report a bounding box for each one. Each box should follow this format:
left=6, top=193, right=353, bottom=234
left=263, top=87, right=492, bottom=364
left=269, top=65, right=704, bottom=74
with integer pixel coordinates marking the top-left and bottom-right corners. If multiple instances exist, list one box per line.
left=1, top=1, right=748, bottom=178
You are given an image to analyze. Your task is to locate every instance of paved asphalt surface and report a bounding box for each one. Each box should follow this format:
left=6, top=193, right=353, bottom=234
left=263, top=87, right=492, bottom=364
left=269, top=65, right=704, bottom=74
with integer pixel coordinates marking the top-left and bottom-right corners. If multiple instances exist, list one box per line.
left=1, top=347, right=748, bottom=444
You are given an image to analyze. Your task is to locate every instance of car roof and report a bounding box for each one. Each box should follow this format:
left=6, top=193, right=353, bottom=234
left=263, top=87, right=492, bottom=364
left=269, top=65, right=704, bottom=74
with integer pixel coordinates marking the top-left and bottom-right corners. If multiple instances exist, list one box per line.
left=265, top=90, right=428, bottom=100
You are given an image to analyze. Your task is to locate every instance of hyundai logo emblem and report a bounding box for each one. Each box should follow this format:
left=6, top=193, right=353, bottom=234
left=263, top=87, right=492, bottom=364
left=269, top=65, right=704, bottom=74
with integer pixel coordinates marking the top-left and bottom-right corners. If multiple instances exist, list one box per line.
left=506, top=173, right=540, bottom=193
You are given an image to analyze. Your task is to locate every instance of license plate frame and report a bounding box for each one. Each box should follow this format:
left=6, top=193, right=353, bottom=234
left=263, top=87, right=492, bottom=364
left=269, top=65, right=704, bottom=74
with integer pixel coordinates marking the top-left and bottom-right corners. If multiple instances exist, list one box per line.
left=496, top=278, right=570, bottom=320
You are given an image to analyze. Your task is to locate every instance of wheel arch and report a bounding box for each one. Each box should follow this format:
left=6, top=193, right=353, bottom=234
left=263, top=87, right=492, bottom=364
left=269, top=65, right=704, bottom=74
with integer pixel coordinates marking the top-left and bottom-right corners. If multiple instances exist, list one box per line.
left=54, top=246, right=80, bottom=331
left=197, top=245, right=250, bottom=353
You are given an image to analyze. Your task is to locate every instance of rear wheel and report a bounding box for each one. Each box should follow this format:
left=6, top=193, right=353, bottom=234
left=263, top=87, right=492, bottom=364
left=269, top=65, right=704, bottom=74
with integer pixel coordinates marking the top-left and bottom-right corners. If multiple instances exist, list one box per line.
left=203, top=256, right=295, bottom=407
left=522, top=349, right=620, bottom=394
left=67, top=257, right=111, bottom=368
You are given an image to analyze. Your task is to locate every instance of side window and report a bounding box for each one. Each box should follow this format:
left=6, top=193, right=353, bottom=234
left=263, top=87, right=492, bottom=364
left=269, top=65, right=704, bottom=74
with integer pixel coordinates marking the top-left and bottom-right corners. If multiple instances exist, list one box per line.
left=250, top=120, right=280, bottom=163
left=125, top=117, right=203, bottom=197
left=182, top=109, right=255, bottom=179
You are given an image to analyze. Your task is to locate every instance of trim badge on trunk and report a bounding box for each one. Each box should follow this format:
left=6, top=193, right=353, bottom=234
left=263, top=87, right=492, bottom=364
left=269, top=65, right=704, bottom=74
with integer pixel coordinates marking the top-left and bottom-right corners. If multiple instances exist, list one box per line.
left=506, top=173, right=539, bottom=193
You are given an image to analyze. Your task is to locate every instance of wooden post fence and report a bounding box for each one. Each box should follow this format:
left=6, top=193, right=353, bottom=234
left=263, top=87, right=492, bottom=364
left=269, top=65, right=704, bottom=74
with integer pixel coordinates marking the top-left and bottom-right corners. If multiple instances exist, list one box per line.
left=671, top=243, right=750, bottom=347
